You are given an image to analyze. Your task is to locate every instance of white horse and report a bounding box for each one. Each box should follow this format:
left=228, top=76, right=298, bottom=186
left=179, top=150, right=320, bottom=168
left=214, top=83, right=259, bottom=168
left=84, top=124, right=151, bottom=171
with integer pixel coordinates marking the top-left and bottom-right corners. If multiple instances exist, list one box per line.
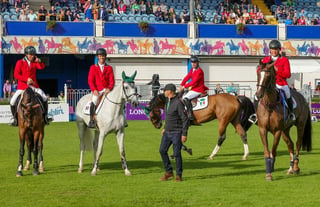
left=76, top=71, right=139, bottom=176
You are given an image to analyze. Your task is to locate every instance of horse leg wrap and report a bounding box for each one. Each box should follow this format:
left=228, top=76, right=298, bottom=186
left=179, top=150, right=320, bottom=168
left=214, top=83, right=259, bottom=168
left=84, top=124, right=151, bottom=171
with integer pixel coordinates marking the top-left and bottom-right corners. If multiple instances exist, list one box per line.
left=265, top=158, right=274, bottom=173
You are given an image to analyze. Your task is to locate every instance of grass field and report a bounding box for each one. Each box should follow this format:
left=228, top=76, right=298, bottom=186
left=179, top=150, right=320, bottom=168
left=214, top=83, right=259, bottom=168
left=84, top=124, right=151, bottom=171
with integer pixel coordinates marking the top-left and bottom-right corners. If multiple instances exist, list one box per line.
left=0, top=121, right=319, bottom=207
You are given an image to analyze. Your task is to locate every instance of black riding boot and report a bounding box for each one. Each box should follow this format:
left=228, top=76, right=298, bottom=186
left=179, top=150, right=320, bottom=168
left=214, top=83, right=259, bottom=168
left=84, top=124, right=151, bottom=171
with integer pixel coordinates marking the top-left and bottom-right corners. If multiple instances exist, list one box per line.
left=43, top=101, right=52, bottom=125
left=286, top=97, right=296, bottom=121
left=10, top=105, right=18, bottom=126
left=184, top=98, right=195, bottom=121
left=88, top=103, right=96, bottom=128
left=248, top=96, right=259, bottom=124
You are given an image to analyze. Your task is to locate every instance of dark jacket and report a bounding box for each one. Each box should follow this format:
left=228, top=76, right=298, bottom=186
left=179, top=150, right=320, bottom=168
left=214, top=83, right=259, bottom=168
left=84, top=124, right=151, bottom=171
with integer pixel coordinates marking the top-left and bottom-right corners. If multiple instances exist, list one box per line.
left=164, top=95, right=189, bottom=136
left=97, top=8, right=108, bottom=21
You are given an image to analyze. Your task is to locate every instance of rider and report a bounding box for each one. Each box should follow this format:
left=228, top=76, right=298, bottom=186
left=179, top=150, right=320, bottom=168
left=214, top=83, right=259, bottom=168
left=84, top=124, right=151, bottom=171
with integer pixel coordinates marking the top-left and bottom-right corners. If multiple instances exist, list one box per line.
left=10, top=46, right=51, bottom=126
left=248, top=40, right=295, bottom=124
left=178, top=55, right=208, bottom=121
left=88, top=48, right=115, bottom=128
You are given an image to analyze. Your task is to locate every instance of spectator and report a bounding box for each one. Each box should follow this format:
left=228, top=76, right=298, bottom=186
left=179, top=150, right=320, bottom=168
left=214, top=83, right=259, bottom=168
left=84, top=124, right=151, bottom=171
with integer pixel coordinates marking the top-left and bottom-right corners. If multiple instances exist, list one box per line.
left=3, top=79, right=11, bottom=99
left=65, top=9, right=74, bottom=21
left=18, top=9, right=28, bottom=21
left=195, top=8, right=204, bottom=22
left=48, top=5, right=57, bottom=21
left=152, top=1, right=158, bottom=13
left=58, top=91, right=65, bottom=102
left=104, top=0, right=113, bottom=13
left=27, top=9, right=37, bottom=21
left=146, top=1, right=153, bottom=15
left=215, top=83, right=224, bottom=94
left=219, top=15, right=227, bottom=24
left=11, top=80, right=17, bottom=96
left=132, top=2, right=140, bottom=14
left=212, top=14, right=219, bottom=24
left=298, top=8, right=307, bottom=18
left=38, top=5, right=48, bottom=21
left=15, top=0, right=23, bottom=9
left=227, top=82, right=237, bottom=96
left=182, top=9, right=190, bottom=22
left=58, top=8, right=66, bottom=21
left=298, top=15, right=306, bottom=25
left=83, top=0, right=93, bottom=19
left=97, top=5, right=108, bottom=21
left=51, top=0, right=60, bottom=6
left=1, top=0, right=10, bottom=12
left=140, top=1, right=146, bottom=14
left=159, top=2, right=167, bottom=13
left=92, top=0, right=99, bottom=20
left=195, top=0, right=201, bottom=10
left=24, top=5, right=31, bottom=15
left=111, top=0, right=118, bottom=14
left=118, top=0, right=126, bottom=14
left=60, top=0, right=68, bottom=7
left=168, top=7, right=176, bottom=22
left=154, top=7, right=163, bottom=21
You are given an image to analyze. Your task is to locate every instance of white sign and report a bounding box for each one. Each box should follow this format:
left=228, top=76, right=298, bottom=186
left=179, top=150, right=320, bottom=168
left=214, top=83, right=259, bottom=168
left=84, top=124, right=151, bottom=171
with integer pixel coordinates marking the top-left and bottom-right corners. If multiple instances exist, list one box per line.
left=0, top=103, right=69, bottom=124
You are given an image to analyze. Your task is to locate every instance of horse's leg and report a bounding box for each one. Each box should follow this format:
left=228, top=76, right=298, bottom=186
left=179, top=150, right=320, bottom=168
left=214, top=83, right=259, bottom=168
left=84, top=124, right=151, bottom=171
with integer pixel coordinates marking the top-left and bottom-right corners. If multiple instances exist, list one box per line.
left=281, top=129, right=295, bottom=175
left=208, top=121, right=228, bottom=160
left=32, top=133, right=40, bottom=176
left=38, top=131, right=44, bottom=173
left=24, top=133, right=32, bottom=171
left=266, top=131, right=281, bottom=181
left=258, top=127, right=272, bottom=180
left=234, top=122, right=249, bottom=160
left=292, top=122, right=307, bottom=174
left=77, top=121, right=86, bottom=173
left=91, top=131, right=105, bottom=176
left=93, top=130, right=100, bottom=171
left=16, top=134, right=26, bottom=177
left=116, top=129, right=131, bottom=176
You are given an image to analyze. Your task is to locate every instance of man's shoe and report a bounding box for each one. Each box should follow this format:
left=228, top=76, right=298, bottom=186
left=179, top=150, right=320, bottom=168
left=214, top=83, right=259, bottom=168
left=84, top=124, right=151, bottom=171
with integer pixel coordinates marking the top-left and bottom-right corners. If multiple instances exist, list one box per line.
left=175, top=175, right=182, bottom=182
left=88, top=120, right=96, bottom=128
left=248, top=114, right=257, bottom=124
left=187, top=148, right=193, bottom=156
left=159, top=172, right=173, bottom=181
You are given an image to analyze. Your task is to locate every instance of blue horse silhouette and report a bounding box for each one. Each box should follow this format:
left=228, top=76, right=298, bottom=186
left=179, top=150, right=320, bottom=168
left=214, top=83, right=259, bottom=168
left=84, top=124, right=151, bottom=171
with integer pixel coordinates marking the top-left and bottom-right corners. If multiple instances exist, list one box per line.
left=297, top=41, right=310, bottom=55
left=2, top=37, right=12, bottom=53
left=115, top=40, right=129, bottom=54
left=226, top=40, right=240, bottom=55
left=77, top=37, right=92, bottom=53
left=190, top=40, right=204, bottom=55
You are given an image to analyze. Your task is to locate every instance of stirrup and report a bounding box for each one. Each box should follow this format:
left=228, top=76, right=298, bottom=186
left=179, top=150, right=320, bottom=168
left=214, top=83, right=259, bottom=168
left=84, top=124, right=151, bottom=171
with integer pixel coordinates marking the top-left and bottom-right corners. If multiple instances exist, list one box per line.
left=248, top=114, right=257, bottom=124
left=88, top=120, right=96, bottom=128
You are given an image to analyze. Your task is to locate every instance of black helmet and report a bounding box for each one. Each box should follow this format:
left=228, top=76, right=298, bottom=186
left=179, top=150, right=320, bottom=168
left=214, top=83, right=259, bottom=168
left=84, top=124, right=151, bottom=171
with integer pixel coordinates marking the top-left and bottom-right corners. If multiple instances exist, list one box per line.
left=96, top=48, right=107, bottom=56
left=269, top=40, right=281, bottom=49
left=190, top=55, right=200, bottom=62
left=24, top=46, right=36, bottom=55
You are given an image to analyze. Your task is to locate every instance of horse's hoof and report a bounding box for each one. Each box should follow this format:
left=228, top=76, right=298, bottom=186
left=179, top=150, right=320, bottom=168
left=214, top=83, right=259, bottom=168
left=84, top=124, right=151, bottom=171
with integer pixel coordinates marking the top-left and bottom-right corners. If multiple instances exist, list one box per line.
left=125, top=169, right=132, bottom=176
left=241, top=156, right=247, bottom=161
left=33, top=170, right=39, bottom=176
left=39, top=168, right=44, bottom=173
left=293, top=168, right=300, bottom=175
left=208, top=156, right=213, bottom=160
left=78, top=168, right=83, bottom=173
left=24, top=167, right=29, bottom=171
left=91, top=171, right=97, bottom=176
left=265, top=174, right=272, bottom=181
left=16, top=171, right=23, bottom=177
left=286, top=170, right=293, bottom=175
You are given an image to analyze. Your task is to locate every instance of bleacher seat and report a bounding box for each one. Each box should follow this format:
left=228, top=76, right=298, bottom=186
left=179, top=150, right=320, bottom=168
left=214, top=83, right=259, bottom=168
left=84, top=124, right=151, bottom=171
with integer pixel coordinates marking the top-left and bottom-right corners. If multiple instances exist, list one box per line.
left=3, top=14, right=10, bottom=21
left=10, top=14, right=18, bottom=21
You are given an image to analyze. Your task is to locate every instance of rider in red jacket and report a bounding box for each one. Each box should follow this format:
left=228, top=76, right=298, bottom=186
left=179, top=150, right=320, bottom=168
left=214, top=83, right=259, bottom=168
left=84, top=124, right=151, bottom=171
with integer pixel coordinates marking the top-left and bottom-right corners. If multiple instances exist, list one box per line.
left=10, top=46, right=51, bottom=126
left=178, top=55, right=209, bottom=120
left=87, top=48, right=115, bottom=128
left=249, top=40, right=295, bottom=123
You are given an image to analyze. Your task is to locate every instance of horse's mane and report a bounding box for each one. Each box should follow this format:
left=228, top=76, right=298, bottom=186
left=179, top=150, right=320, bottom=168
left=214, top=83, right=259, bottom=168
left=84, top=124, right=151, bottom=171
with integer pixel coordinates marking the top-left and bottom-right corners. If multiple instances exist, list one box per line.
left=149, top=93, right=166, bottom=109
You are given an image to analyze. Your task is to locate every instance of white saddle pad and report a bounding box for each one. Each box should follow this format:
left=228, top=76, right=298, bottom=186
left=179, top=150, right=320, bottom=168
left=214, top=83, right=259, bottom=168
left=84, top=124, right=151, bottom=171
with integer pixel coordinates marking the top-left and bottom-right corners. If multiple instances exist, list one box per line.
left=83, top=98, right=105, bottom=115
left=193, top=96, right=208, bottom=111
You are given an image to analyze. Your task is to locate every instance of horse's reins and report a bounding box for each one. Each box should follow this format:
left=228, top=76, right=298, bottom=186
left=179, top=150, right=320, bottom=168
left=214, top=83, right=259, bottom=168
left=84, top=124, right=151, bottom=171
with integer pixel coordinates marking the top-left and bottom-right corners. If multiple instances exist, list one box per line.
left=105, top=81, right=138, bottom=105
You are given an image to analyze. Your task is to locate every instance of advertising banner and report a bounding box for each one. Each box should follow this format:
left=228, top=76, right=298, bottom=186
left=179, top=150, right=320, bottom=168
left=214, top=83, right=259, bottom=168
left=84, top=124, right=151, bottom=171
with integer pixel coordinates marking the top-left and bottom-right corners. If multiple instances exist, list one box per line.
left=0, top=103, right=69, bottom=123
left=126, top=103, right=165, bottom=120
left=311, top=103, right=320, bottom=119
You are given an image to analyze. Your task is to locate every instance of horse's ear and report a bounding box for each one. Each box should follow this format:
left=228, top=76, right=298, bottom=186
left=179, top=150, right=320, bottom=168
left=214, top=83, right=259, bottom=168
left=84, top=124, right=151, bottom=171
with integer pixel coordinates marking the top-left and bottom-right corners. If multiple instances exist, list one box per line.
left=130, top=70, right=137, bottom=80
left=259, top=59, right=263, bottom=65
left=122, top=71, right=127, bottom=80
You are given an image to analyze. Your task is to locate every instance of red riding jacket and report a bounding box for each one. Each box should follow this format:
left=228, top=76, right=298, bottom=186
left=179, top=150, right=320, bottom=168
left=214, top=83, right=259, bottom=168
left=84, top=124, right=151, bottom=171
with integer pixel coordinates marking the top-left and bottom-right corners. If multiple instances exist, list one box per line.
left=258, top=56, right=291, bottom=86
left=14, top=58, right=45, bottom=90
left=181, top=67, right=209, bottom=93
left=88, top=64, right=115, bottom=92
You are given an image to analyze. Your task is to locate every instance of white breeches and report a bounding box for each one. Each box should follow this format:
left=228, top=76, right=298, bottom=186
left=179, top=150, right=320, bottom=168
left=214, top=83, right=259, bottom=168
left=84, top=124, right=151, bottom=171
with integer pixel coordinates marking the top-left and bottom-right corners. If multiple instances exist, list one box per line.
left=182, top=90, right=201, bottom=100
left=10, top=86, right=47, bottom=105
left=276, top=84, right=291, bottom=99
left=91, top=89, right=106, bottom=105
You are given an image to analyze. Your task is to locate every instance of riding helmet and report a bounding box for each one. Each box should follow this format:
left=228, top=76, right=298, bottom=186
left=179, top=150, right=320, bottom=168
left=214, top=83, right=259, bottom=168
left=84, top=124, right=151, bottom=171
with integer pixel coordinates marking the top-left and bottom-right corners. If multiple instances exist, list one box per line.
left=269, top=40, right=281, bottom=49
left=96, top=48, right=107, bottom=56
left=190, top=55, right=200, bottom=63
left=24, top=46, right=36, bottom=55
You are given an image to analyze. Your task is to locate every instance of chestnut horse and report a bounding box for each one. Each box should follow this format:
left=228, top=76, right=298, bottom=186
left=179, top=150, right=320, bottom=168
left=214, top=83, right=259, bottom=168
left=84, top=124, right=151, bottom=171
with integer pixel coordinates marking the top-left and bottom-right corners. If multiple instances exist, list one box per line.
left=147, top=93, right=254, bottom=160
left=16, top=87, right=45, bottom=177
left=255, top=61, right=312, bottom=181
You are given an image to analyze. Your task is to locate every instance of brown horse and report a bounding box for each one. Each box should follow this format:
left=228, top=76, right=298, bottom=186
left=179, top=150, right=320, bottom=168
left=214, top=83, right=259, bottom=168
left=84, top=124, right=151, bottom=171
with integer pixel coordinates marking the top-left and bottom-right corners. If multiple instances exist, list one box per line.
left=16, top=87, right=45, bottom=177
left=255, top=61, right=312, bottom=181
left=147, top=93, right=254, bottom=160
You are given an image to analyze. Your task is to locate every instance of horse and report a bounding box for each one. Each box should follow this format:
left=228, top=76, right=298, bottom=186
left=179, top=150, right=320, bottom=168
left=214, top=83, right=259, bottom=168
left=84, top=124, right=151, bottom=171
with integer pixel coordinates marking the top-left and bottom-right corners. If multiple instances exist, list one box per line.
left=255, top=61, right=312, bottom=181
left=146, top=93, right=255, bottom=160
left=16, top=87, right=46, bottom=177
left=75, top=71, right=139, bottom=176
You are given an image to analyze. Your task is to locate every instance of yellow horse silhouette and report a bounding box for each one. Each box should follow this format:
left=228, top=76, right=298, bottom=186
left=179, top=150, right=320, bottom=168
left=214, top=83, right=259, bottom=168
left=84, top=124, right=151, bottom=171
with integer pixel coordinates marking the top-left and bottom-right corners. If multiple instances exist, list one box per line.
left=283, top=41, right=297, bottom=56
left=137, top=39, right=153, bottom=54
left=248, top=40, right=263, bottom=55
left=61, top=37, right=77, bottom=53
left=175, top=39, right=190, bottom=55
left=20, top=37, right=38, bottom=49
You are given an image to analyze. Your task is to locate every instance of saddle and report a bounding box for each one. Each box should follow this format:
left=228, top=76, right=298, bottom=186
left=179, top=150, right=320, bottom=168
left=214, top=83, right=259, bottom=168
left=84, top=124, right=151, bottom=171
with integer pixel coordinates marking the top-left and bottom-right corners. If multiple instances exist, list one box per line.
left=83, top=94, right=106, bottom=115
left=190, top=92, right=208, bottom=107
left=278, top=89, right=297, bottom=109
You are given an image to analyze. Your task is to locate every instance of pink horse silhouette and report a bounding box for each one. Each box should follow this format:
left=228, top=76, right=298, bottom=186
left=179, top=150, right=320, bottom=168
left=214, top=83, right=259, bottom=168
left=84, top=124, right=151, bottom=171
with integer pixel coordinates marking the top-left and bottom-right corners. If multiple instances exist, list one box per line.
left=127, top=39, right=138, bottom=54
left=210, top=40, right=225, bottom=55
left=101, top=40, right=114, bottom=54
left=238, top=40, right=249, bottom=55
left=45, top=37, right=62, bottom=53
left=10, top=37, right=23, bottom=53
left=159, top=39, right=176, bottom=54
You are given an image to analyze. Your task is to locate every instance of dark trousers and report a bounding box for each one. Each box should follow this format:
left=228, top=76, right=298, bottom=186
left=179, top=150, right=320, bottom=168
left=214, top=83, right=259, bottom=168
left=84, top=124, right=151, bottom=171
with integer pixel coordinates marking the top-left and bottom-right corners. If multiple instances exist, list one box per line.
left=159, top=131, right=183, bottom=176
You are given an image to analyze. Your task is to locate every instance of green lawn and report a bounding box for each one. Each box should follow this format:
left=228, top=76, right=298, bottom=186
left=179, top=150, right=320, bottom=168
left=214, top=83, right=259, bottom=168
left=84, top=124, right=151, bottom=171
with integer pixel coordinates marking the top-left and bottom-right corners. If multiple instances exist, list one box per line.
left=0, top=121, right=319, bottom=207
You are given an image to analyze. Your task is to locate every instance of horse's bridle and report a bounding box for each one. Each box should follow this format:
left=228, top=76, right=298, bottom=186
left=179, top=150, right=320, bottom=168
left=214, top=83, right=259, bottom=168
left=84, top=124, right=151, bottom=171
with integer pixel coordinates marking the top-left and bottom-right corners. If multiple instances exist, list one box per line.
left=105, top=81, right=138, bottom=105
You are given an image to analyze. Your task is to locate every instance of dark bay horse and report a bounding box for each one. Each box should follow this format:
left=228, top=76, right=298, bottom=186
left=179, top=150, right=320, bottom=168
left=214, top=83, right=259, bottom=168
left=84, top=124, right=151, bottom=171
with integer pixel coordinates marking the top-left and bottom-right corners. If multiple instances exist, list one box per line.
left=147, top=93, right=254, bottom=160
left=16, top=87, right=45, bottom=176
left=256, top=61, right=312, bottom=181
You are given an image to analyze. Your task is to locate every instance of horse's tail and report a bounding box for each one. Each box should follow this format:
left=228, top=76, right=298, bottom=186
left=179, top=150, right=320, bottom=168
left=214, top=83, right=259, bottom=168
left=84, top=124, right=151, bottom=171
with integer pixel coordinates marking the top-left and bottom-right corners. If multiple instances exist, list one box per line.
left=76, top=117, right=93, bottom=151
left=237, top=96, right=255, bottom=131
left=302, top=111, right=312, bottom=152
